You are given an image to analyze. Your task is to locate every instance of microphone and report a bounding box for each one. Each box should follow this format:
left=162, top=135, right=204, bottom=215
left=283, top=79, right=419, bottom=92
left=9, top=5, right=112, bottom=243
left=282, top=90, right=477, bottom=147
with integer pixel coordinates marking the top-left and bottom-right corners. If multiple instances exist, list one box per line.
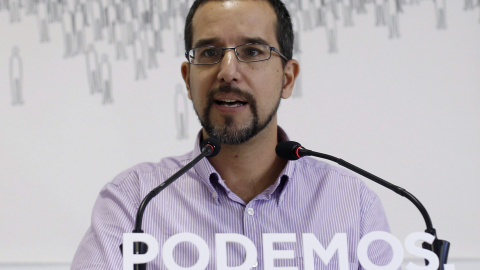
left=276, top=141, right=450, bottom=269
left=121, top=137, right=221, bottom=270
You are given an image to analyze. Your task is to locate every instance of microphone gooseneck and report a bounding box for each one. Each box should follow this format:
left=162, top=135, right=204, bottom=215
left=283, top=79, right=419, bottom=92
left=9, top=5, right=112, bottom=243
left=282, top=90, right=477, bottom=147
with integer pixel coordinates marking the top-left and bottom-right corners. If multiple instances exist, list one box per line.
left=134, top=137, right=221, bottom=233
left=275, top=141, right=450, bottom=269
left=123, top=137, right=221, bottom=270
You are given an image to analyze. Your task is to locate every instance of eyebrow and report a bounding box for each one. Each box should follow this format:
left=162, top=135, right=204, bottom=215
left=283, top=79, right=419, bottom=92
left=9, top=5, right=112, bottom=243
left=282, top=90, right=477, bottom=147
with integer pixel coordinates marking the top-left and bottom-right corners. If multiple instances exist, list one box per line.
left=193, top=38, right=219, bottom=48
left=192, top=37, right=272, bottom=48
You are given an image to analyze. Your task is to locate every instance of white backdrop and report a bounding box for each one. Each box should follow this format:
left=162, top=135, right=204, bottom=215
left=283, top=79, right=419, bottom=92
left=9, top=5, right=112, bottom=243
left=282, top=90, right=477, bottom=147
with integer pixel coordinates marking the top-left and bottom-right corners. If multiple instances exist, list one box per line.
left=1, top=0, right=479, bottom=267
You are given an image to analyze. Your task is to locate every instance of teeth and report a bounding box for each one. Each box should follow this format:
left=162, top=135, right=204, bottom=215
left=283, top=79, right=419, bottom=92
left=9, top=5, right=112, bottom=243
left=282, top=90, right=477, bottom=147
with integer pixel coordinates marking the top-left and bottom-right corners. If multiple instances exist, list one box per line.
left=219, top=99, right=238, bottom=103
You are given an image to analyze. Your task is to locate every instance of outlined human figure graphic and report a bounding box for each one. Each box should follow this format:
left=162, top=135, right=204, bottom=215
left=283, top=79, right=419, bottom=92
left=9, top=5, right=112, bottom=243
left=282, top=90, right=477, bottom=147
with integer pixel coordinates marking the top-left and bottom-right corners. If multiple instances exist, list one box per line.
left=300, top=0, right=313, bottom=31
left=374, top=0, right=387, bottom=26
left=144, top=30, right=158, bottom=69
left=288, top=4, right=303, bottom=98
left=114, top=21, right=128, bottom=60
left=324, top=2, right=338, bottom=54
left=24, top=0, right=37, bottom=15
left=74, top=2, right=87, bottom=54
left=37, top=0, right=50, bottom=42
left=172, top=0, right=187, bottom=57
left=132, top=35, right=148, bottom=80
left=434, top=0, right=447, bottom=29
left=10, top=46, right=24, bottom=106
left=151, top=10, right=165, bottom=53
left=174, top=84, right=189, bottom=140
left=61, top=8, right=76, bottom=57
left=87, top=0, right=105, bottom=41
left=341, top=0, right=355, bottom=27
left=105, top=1, right=117, bottom=44
left=8, top=0, right=21, bottom=23
left=47, top=0, right=62, bottom=23
left=353, top=0, right=368, bottom=14
left=124, top=4, right=136, bottom=46
left=387, top=0, right=400, bottom=38
left=99, top=54, right=113, bottom=105
left=85, top=44, right=102, bottom=94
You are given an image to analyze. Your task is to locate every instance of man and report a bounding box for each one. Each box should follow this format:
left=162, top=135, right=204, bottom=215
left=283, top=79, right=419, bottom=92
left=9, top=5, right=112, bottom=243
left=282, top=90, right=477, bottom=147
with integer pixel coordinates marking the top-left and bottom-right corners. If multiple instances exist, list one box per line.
left=72, top=0, right=392, bottom=269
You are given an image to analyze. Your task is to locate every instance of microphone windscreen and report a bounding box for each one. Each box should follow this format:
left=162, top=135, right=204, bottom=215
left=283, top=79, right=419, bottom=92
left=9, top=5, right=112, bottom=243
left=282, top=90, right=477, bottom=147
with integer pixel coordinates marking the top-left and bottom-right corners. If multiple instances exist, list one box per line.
left=201, top=137, right=221, bottom=157
left=275, top=141, right=302, bottom=160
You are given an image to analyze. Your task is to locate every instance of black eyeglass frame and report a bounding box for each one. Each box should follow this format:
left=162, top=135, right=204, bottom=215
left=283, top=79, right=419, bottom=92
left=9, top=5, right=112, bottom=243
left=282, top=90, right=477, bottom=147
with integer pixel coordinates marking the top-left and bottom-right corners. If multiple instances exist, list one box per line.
left=184, top=43, right=289, bottom=65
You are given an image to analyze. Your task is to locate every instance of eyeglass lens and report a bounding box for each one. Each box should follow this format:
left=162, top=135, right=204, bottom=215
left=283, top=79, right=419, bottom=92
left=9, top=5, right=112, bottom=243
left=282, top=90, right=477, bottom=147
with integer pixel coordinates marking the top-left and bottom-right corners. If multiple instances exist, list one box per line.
left=190, top=44, right=271, bottom=64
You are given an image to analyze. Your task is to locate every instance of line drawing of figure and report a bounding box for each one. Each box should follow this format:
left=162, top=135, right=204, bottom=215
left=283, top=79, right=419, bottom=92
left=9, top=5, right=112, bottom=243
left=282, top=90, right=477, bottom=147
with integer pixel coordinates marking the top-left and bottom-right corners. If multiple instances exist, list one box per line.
left=85, top=44, right=102, bottom=94
left=114, top=21, right=128, bottom=60
left=61, top=7, right=76, bottom=57
left=308, top=0, right=322, bottom=28
left=8, top=0, right=21, bottom=23
left=464, top=0, right=475, bottom=10
left=10, top=46, right=24, bottom=106
left=132, top=35, right=148, bottom=80
left=151, top=11, right=165, bottom=53
left=387, top=0, right=401, bottom=38
left=374, top=0, right=387, bottom=26
left=87, top=0, right=105, bottom=41
left=144, top=29, right=158, bottom=69
left=138, top=0, right=151, bottom=31
left=47, top=0, right=62, bottom=23
left=340, top=0, right=354, bottom=27
left=105, top=1, right=117, bottom=44
left=37, top=0, right=50, bottom=42
left=434, top=0, right=447, bottom=29
left=288, top=3, right=303, bottom=98
left=158, top=0, right=171, bottom=31
left=172, top=0, right=188, bottom=57
left=174, top=84, right=189, bottom=140
left=74, top=2, right=87, bottom=54
left=124, top=4, right=136, bottom=45
left=300, top=0, right=314, bottom=31
left=99, top=54, right=113, bottom=104
left=324, top=2, right=338, bottom=54
left=24, top=0, right=38, bottom=15
left=353, top=0, right=367, bottom=14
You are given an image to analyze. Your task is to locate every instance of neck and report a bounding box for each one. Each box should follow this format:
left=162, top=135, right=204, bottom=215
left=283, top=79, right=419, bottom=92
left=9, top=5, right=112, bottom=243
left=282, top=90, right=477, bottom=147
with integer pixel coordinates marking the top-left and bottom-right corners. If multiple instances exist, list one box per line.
left=205, top=123, right=286, bottom=204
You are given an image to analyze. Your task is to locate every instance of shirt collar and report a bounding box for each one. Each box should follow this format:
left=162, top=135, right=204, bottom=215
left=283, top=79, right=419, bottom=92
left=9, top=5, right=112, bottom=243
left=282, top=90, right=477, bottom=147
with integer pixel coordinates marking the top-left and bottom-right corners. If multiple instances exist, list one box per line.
left=191, top=127, right=298, bottom=205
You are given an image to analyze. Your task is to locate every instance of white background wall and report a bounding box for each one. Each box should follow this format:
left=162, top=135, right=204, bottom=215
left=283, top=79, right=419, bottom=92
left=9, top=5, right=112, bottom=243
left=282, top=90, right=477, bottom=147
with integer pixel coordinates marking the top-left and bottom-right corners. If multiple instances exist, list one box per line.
left=1, top=0, right=479, bottom=268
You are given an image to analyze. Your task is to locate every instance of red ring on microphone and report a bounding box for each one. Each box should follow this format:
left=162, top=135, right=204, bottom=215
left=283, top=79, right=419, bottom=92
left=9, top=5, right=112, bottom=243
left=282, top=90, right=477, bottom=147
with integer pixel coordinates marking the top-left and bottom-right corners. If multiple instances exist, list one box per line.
left=295, top=147, right=301, bottom=158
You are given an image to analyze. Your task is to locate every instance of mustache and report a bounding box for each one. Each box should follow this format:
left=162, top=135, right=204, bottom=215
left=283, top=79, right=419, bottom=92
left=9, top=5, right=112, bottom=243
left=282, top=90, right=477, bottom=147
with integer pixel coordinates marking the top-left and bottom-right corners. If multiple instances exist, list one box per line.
left=207, top=85, right=255, bottom=103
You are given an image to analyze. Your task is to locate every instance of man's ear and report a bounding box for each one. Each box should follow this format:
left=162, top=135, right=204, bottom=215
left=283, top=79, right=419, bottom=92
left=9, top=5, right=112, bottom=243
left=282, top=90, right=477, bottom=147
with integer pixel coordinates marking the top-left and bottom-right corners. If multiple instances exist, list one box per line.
left=281, top=59, right=300, bottom=99
left=181, top=62, right=192, bottom=100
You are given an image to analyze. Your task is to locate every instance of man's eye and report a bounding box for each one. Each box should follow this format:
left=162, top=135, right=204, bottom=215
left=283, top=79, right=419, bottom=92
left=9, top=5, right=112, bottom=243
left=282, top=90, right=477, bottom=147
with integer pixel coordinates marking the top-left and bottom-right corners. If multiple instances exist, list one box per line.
left=244, top=48, right=260, bottom=56
left=200, top=48, right=218, bottom=58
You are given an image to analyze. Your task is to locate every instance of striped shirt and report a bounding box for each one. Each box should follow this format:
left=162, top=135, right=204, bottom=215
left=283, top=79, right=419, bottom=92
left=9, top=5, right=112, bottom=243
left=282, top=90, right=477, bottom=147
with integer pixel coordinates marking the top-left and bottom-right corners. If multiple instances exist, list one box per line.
left=72, top=129, right=392, bottom=269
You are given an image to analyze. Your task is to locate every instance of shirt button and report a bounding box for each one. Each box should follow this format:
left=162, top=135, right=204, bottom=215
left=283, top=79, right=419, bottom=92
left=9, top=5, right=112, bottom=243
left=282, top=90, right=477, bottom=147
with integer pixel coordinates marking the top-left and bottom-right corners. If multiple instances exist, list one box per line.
left=212, top=193, right=217, bottom=199
left=247, top=208, right=254, bottom=216
left=252, top=261, right=258, bottom=267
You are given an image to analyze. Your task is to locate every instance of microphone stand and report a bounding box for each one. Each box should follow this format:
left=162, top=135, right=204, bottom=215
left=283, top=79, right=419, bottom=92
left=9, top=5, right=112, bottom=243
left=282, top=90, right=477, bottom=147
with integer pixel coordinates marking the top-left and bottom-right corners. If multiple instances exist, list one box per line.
left=299, top=148, right=450, bottom=270
left=120, top=138, right=220, bottom=270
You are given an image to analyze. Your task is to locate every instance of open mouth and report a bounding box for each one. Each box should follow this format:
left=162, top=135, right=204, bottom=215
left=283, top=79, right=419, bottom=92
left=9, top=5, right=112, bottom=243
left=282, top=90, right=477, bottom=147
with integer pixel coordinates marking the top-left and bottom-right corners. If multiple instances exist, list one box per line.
left=215, top=99, right=248, bottom=108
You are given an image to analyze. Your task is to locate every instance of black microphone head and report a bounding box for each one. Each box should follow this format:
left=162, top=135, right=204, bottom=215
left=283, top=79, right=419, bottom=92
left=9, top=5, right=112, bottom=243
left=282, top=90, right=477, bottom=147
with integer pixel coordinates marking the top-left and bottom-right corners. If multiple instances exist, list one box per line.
left=201, top=137, right=221, bottom=157
left=276, top=141, right=303, bottom=160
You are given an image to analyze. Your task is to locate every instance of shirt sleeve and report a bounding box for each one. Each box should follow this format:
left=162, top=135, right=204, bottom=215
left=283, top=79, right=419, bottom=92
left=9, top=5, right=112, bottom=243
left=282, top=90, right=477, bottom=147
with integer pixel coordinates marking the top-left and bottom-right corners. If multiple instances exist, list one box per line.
left=71, top=172, right=140, bottom=269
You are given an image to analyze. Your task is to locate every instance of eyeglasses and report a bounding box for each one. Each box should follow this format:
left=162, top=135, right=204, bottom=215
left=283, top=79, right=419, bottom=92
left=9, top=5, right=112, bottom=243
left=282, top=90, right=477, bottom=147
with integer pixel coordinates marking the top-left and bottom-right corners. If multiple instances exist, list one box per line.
left=185, top=43, right=289, bottom=65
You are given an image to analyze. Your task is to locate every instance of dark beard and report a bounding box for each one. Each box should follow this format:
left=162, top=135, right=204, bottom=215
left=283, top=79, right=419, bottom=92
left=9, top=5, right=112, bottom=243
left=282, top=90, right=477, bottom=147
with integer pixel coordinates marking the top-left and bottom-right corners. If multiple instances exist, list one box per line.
left=195, top=85, right=281, bottom=145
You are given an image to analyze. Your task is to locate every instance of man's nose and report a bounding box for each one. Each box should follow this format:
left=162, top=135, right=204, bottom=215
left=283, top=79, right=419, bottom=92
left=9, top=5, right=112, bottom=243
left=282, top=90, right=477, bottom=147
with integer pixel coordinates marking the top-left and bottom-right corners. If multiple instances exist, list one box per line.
left=217, top=49, right=240, bottom=84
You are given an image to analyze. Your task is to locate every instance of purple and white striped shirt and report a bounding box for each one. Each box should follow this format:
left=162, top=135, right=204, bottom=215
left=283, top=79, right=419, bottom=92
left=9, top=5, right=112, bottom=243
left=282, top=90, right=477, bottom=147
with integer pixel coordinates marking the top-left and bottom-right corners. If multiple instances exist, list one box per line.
left=72, top=130, right=392, bottom=269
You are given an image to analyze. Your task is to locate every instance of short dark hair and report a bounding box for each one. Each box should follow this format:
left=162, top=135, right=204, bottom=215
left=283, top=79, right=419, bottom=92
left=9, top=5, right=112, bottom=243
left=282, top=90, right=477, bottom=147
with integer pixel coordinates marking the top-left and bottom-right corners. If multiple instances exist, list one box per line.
left=184, top=0, right=294, bottom=61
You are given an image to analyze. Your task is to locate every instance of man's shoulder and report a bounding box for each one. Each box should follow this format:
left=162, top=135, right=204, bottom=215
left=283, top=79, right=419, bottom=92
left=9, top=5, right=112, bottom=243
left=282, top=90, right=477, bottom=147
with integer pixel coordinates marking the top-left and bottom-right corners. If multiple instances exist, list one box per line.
left=109, top=151, right=194, bottom=187
left=295, top=156, right=360, bottom=181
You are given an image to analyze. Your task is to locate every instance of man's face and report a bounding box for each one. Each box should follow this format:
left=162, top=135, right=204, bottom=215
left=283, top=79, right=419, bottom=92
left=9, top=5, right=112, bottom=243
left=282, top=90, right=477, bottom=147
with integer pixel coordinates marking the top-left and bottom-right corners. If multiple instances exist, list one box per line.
left=181, top=0, right=293, bottom=145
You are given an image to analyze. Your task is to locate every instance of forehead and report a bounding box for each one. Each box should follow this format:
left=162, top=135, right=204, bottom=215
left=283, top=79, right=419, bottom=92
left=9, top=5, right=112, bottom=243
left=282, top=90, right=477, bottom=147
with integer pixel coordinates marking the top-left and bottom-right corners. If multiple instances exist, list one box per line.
left=191, top=0, right=278, bottom=47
